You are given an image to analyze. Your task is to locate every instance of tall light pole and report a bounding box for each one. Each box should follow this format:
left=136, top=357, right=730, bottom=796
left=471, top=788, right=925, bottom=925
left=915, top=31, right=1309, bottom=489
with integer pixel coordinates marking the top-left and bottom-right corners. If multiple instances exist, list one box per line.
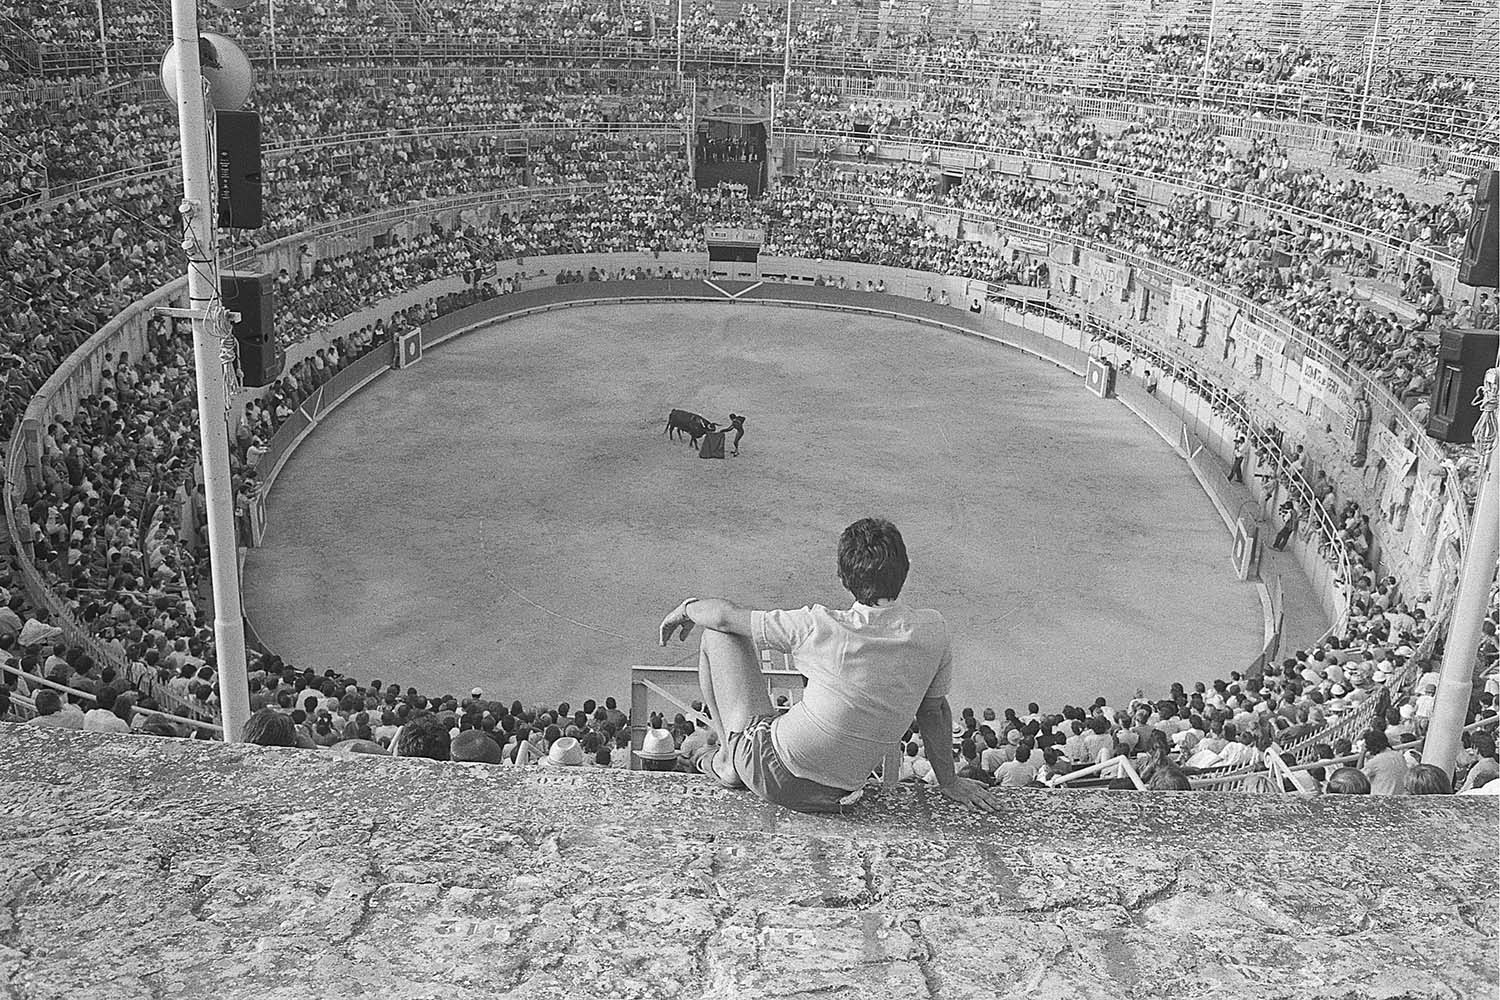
left=165, top=0, right=253, bottom=742
left=1197, top=0, right=1216, bottom=118
left=1423, top=350, right=1500, bottom=775
left=1355, top=0, right=1384, bottom=136
left=96, top=0, right=109, bottom=74
left=783, top=0, right=792, bottom=90
left=767, top=81, right=777, bottom=193
left=1423, top=140, right=1500, bottom=775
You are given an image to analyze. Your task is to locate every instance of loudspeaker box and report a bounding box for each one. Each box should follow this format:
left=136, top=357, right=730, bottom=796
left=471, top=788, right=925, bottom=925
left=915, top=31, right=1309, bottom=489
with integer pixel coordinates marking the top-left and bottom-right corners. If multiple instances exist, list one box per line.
left=216, top=110, right=262, bottom=230
left=221, top=270, right=284, bottom=387
left=1426, top=328, right=1498, bottom=443
left=1458, top=170, right=1498, bottom=288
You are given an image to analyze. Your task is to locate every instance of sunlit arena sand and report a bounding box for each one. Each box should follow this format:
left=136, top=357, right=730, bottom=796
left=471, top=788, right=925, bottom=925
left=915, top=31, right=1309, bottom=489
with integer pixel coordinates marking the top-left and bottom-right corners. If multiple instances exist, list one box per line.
left=243, top=302, right=1263, bottom=712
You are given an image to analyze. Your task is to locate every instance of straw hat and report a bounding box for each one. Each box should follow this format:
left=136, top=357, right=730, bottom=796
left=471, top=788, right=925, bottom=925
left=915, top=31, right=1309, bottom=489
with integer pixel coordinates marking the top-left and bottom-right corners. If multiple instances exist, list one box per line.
left=635, top=728, right=678, bottom=761
left=542, top=736, right=585, bottom=767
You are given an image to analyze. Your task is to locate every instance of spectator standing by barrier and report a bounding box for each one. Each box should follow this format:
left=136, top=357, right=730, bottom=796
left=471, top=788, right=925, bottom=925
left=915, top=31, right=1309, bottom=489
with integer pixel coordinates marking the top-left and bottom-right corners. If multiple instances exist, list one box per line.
left=1226, top=437, right=1249, bottom=483
left=1361, top=729, right=1409, bottom=795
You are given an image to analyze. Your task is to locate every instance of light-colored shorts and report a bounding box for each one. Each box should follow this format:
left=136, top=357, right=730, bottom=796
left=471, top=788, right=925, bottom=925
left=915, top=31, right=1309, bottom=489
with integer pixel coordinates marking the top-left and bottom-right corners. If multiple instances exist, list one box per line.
left=699, top=714, right=855, bottom=814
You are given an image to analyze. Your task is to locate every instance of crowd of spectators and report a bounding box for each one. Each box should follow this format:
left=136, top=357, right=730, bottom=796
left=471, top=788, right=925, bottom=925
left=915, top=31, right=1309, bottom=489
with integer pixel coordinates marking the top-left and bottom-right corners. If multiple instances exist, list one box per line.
left=787, top=148, right=1462, bottom=411
left=4, top=0, right=1493, bottom=149
left=2, top=25, right=1497, bottom=792
left=1, top=68, right=686, bottom=209
left=777, top=101, right=1476, bottom=260
left=7, top=154, right=1496, bottom=794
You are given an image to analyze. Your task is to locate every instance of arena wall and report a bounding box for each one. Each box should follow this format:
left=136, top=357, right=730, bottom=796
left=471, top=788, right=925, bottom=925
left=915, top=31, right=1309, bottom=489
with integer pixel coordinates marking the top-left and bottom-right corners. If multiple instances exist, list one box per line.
left=237, top=261, right=1320, bottom=664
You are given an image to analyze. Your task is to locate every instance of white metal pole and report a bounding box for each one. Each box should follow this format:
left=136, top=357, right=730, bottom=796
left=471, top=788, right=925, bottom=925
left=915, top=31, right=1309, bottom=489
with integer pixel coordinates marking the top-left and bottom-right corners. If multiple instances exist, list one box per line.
left=783, top=0, right=792, bottom=89
left=168, top=0, right=252, bottom=742
left=1356, top=0, right=1382, bottom=136
left=675, top=0, right=682, bottom=79
left=1423, top=354, right=1500, bottom=776
left=269, top=0, right=277, bottom=71
left=96, top=0, right=108, bottom=75
left=767, top=82, right=776, bottom=192
left=1197, top=0, right=1215, bottom=118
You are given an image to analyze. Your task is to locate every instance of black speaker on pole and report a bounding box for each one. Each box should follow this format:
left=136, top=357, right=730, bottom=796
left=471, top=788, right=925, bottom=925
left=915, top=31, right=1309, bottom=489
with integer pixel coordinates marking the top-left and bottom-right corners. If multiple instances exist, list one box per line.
left=1458, top=170, right=1498, bottom=288
left=216, top=110, right=262, bottom=230
left=221, top=271, right=284, bottom=387
left=1426, top=328, right=1499, bottom=443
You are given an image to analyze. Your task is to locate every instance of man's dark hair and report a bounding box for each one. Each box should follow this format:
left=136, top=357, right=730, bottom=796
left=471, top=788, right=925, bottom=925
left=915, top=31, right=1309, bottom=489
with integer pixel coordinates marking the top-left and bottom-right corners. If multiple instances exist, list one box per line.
left=395, top=716, right=451, bottom=761
left=242, top=708, right=299, bottom=747
left=1326, top=767, right=1371, bottom=794
left=34, top=690, right=62, bottom=715
left=138, top=717, right=180, bottom=738
left=1147, top=766, right=1192, bottom=791
left=837, top=518, right=909, bottom=604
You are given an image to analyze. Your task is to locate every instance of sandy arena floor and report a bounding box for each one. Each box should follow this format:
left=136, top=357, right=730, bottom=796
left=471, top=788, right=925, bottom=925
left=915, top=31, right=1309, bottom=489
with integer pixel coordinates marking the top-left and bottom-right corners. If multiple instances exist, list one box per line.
left=243, top=302, right=1264, bottom=713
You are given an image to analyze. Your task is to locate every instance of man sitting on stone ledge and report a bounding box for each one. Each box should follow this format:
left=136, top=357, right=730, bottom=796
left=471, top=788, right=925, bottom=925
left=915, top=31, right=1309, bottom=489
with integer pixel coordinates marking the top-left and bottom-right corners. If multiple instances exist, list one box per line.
left=658, top=517, right=1000, bottom=815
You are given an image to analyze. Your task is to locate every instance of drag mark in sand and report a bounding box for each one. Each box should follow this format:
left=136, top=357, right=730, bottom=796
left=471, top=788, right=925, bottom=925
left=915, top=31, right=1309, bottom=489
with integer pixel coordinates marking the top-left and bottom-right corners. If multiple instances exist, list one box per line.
left=480, top=518, right=632, bottom=641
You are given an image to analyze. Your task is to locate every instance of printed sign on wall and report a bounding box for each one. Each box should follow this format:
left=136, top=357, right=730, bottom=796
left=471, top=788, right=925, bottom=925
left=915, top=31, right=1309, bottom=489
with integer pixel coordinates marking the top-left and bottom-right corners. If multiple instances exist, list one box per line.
left=1208, top=298, right=1240, bottom=341
left=1170, top=284, right=1208, bottom=338
left=1300, top=358, right=1331, bottom=398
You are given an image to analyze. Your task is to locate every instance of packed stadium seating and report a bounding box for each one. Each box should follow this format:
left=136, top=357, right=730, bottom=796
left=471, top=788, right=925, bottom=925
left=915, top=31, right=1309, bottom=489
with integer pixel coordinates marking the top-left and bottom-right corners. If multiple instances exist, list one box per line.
left=1, top=0, right=1497, bottom=797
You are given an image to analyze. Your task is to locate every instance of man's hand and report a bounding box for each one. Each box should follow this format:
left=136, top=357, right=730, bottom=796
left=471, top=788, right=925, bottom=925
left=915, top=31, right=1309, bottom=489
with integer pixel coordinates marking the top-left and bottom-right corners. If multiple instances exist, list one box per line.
left=658, top=599, right=696, bottom=646
left=939, top=776, right=1001, bottom=814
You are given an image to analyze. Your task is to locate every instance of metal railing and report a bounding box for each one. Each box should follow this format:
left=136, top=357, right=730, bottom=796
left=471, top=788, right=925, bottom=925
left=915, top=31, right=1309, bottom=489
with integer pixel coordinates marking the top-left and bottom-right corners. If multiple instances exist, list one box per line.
left=13, top=35, right=1496, bottom=157
left=1046, top=753, right=1148, bottom=790
left=0, top=665, right=224, bottom=734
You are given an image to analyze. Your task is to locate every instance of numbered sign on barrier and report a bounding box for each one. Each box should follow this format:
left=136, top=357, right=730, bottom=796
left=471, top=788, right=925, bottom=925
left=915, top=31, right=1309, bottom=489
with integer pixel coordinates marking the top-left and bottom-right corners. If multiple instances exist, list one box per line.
left=1232, top=518, right=1259, bottom=580
left=1085, top=356, right=1116, bottom=399
left=394, top=329, right=423, bottom=369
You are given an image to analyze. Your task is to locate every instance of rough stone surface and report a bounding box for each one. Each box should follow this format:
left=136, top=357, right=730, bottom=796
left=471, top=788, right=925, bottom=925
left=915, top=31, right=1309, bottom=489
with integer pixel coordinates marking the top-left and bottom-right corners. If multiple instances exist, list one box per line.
left=0, top=726, right=1495, bottom=1000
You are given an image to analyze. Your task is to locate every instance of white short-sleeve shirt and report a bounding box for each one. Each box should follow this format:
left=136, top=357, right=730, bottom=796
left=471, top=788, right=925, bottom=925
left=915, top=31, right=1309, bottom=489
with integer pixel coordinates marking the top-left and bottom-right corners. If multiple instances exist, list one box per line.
left=751, top=600, right=952, bottom=790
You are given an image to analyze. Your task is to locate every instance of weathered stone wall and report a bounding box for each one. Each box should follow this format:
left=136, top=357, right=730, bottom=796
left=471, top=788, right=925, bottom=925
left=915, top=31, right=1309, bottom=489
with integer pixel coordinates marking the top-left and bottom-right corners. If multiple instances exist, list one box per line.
left=1, top=726, right=1495, bottom=1000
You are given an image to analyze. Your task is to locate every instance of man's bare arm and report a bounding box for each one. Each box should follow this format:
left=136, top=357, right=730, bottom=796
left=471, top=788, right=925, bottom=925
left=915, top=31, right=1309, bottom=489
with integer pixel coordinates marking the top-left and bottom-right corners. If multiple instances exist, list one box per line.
left=916, top=695, right=1001, bottom=813
left=915, top=696, right=958, bottom=786
left=659, top=598, right=754, bottom=645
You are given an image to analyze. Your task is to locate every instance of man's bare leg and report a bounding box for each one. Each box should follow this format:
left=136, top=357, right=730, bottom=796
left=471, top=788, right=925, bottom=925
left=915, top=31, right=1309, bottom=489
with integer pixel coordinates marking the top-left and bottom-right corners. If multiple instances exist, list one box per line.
left=698, top=629, right=774, bottom=787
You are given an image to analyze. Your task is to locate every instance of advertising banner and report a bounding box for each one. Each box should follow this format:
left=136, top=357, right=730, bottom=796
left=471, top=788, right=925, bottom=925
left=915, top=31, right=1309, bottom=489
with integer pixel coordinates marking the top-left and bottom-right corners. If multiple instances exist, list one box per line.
left=965, top=219, right=1000, bottom=244
left=1370, top=424, right=1400, bottom=469
left=1173, top=285, right=1209, bottom=331
left=1090, top=259, right=1132, bottom=300
left=1409, top=457, right=1445, bottom=533
left=1300, top=358, right=1332, bottom=398
left=928, top=212, right=960, bottom=240
left=1208, top=298, right=1240, bottom=341
left=1165, top=297, right=1186, bottom=339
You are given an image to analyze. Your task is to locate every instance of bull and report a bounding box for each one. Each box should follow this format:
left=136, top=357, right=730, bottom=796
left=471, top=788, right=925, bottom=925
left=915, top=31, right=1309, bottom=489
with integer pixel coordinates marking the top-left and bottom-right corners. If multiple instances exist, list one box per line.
left=665, top=408, right=718, bottom=448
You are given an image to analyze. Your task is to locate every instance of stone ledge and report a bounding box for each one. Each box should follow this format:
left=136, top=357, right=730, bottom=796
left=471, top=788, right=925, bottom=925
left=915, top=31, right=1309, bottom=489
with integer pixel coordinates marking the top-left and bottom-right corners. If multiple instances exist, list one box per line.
left=0, top=726, right=1494, bottom=999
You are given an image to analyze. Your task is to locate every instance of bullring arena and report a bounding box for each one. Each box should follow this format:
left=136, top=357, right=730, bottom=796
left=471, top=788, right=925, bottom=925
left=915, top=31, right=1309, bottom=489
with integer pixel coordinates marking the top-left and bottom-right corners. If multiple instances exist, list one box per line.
left=245, top=297, right=1267, bottom=711
left=1, top=0, right=1498, bottom=995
